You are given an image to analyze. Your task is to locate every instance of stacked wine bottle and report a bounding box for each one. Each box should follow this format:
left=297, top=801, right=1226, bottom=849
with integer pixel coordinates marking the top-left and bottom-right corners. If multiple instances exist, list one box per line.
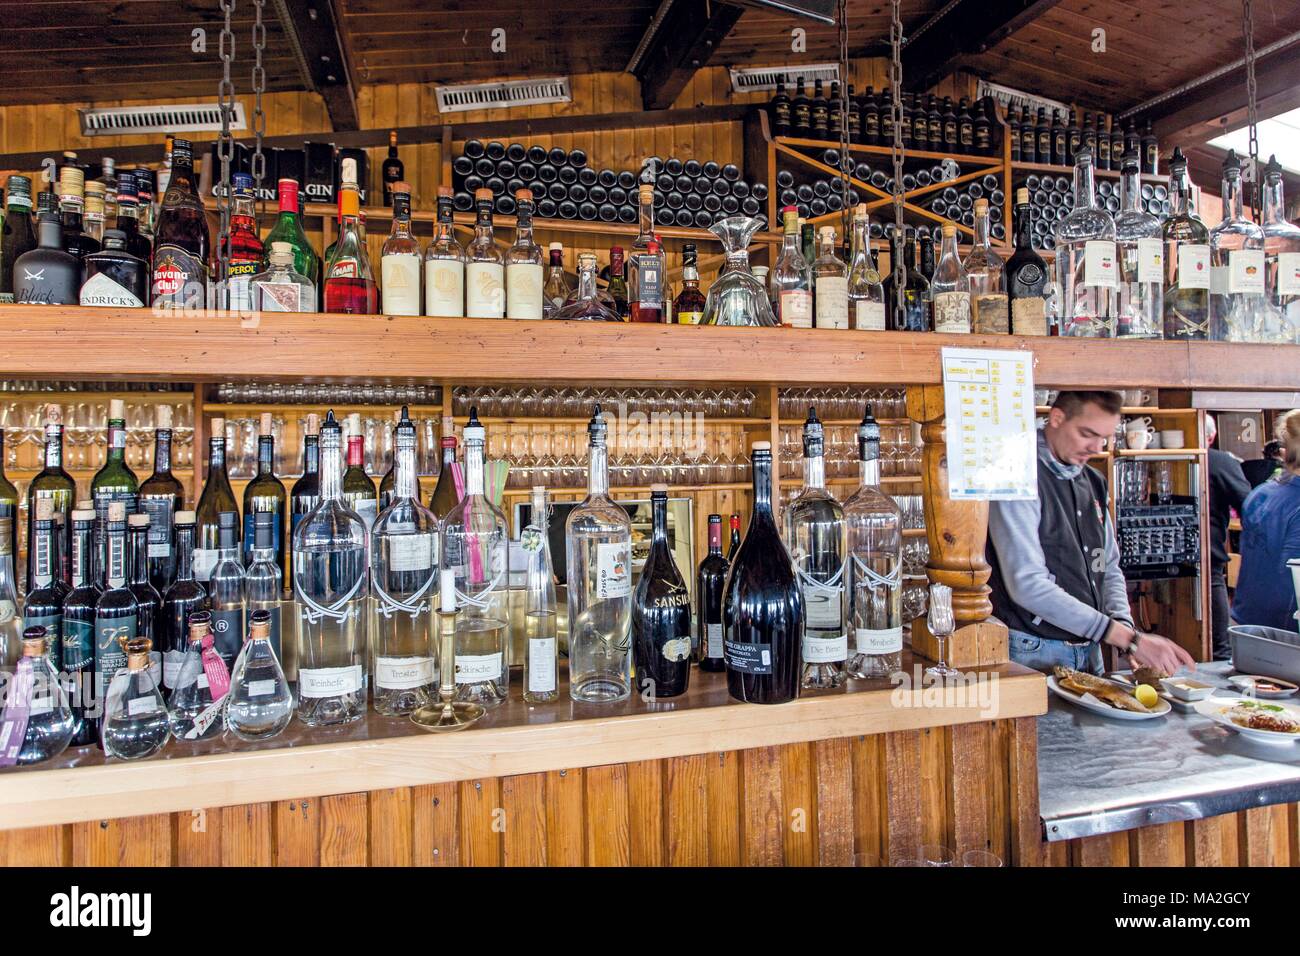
left=918, top=173, right=1006, bottom=241
left=1013, top=173, right=1170, bottom=251
left=649, top=157, right=768, bottom=228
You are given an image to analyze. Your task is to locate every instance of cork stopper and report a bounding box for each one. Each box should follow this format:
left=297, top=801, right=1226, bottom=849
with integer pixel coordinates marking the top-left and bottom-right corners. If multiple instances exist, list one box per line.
left=128, top=514, right=150, bottom=528
left=650, top=482, right=668, bottom=494
left=260, top=412, right=273, bottom=435
left=515, top=187, right=532, bottom=202
left=974, top=198, right=988, bottom=215
left=44, top=403, right=62, bottom=425
left=108, top=501, right=126, bottom=522
left=249, top=609, right=272, bottom=640
left=155, top=403, right=172, bottom=428
left=548, top=241, right=562, bottom=252
left=269, top=241, right=294, bottom=266
left=175, top=510, right=196, bottom=524
left=109, top=398, right=126, bottom=420
left=122, top=635, right=152, bottom=669
left=84, top=180, right=106, bottom=198
left=391, top=180, right=410, bottom=196
left=306, top=412, right=321, bottom=435
left=438, top=185, right=453, bottom=199
left=853, top=204, right=867, bottom=220
left=72, top=508, right=95, bottom=521
left=1016, top=187, right=1029, bottom=205
left=752, top=440, right=771, bottom=451
left=340, top=157, right=358, bottom=188
left=941, top=222, right=957, bottom=237
left=347, top=412, right=362, bottom=435
left=211, top=416, right=225, bottom=434
left=75, top=500, right=93, bottom=512
left=819, top=226, right=835, bottom=240
left=639, top=183, right=654, bottom=203
left=578, top=252, right=597, bottom=267
left=474, top=187, right=493, bottom=202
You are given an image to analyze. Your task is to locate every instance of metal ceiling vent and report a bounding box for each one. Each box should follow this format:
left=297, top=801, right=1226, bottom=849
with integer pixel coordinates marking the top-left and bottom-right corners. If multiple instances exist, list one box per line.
left=436, top=77, right=572, bottom=113
left=78, top=103, right=248, bottom=137
left=729, top=63, right=840, bottom=94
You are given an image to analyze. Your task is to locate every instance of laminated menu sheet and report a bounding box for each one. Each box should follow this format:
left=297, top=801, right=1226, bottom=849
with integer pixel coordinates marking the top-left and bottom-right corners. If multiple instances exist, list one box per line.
left=941, top=346, right=1037, bottom=500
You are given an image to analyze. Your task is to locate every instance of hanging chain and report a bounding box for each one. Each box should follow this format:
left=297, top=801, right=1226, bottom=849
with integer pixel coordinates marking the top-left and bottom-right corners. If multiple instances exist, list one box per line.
left=1241, top=0, right=1260, bottom=219
left=216, top=0, right=237, bottom=303
left=837, top=0, right=852, bottom=245
left=251, top=0, right=268, bottom=220
left=890, top=0, right=905, bottom=319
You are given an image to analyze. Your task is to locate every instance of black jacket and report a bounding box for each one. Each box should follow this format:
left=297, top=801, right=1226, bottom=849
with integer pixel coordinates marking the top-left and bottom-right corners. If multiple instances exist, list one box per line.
left=1208, top=448, right=1250, bottom=568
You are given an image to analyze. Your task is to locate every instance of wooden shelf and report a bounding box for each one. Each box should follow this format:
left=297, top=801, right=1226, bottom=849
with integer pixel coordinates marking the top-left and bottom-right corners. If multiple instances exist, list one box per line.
left=1116, top=448, right=1205, bottom=457
left=776, top=136, right=1003, bottom=167
left=1011, top=161, right=1165, bottom=183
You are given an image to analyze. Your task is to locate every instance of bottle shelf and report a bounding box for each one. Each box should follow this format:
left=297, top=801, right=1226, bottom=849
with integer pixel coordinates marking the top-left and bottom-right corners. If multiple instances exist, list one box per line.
left=1011, top=161, right=1165, bottom=183
left=775, top=137, right=1003, bottom=168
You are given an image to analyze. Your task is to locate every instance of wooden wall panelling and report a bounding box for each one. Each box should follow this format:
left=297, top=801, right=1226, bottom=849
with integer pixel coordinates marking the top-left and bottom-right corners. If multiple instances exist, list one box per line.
left=1072, top=830, right=1130, bottom=867
left=544, top=768, right=586, bottom=867
left=947, top=721, right=990, bottom=857
left=369, top=787, right=414, bottom=866
left=1128, top=821, right=1187, bottom=867
left=705, top=749, right=743, bottom=865
left=275, top=797, right=322, bottom=867
left=779, top=742, right=817, bottom=865
left=813, top=737, right=854, bottom=866
left=1185, top=813, right=1228, bottom=867
left=883, top=729, right=924, bottom=864
left=220, top=803, right=274, bottom=866
left=501, top=772, right=548, bottom=866
left=0, top=824, right=67, bottom=866
left=319, top=792, right=369, bottom=866
left=411, top=782, right=459, bottom=866
left=919, top=725, right=949, bottom=849
left=741, top=745, right=785, bottom=866
left=851, top=734, right=887, bottom=866
left=584, top=763, right=631, bottom=866
left=1007, top=716, right=1044, bottom=867
left=71, top=813, right=171, bottom=867
left=627, top=759, right=665, bottom=866
left=460, top=777, right=504, bottom=867
left=665, top=754, right=710, bottom=866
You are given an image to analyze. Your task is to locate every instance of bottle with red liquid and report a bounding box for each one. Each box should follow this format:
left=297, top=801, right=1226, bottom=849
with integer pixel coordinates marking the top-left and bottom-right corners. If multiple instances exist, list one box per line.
left=727, top=513, right=742, bottom=561
left=323, top=158, right=378, bottom=314
left=629, top=237, right=665, bottom=323
left=213, top=173, right=265, bottom=313
left=605, top=246, right=629, bottom=318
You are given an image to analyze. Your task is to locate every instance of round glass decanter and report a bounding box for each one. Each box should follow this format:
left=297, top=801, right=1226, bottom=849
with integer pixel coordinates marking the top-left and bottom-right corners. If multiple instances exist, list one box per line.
left=701, top=216, right=778, bottom=327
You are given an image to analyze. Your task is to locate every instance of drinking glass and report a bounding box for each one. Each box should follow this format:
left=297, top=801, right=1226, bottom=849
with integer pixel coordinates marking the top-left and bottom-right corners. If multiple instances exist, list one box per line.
left=925, top=582, right=958, bottom=680
left=920, top=843, right=956, bottom=867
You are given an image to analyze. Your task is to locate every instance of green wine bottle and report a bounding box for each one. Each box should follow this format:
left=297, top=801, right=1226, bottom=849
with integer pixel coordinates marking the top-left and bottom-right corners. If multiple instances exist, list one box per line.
left=259, top=178, right=320, bottom=292
left=194, top=416, right=240, bottom=584
left=242, top=412, right=287, bottom=573
left=138, top=404, right=186, bottom=593
left=27, top=405, right=76, bottom=588
left=89, top=399, right=139, bottom=588
left=343, top=412, right=377, bottom=531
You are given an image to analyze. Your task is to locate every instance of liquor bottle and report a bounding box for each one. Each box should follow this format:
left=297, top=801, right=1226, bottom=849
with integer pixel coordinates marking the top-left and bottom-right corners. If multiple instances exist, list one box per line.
left=61, top=510, right=99, bottom=745
left=82, top=183, right=104, bottom=248
left=101, top=635, right=169, bottom=759
left=79, top=229, right=147, bottom=308
left=931, top=222, right=972, bottom=334
left=1008, top=108, right=1021, bottom=163
left=1114, top=149, right=1164, bottom=339
left=324, top=158, right=378, bottom=315
left=208, top=511, right=245, bottom=672
left=606, top=246, right=630, bottom=318
left=843, top=407, right=902, bottom=679
left=57, top=166, right=99, bottom=260
left=292, top=410, right=369, bottom=726
left=1141, top=121, right=1159, bottom=176
left=425, top=186, right=466, bottom=317
left=151, top=138, right=210, bottom=309
left=133, top=168, right=157, bottom=239
left=1110, top=118, right=1126, bottom=176
left=792, top=79, right=812, bottom=136
left=343, top=413, right=378, bottom=531
left=542, top=242, right=571, bottom=317
left=378, top=408, right=399, bottom=512
left=772, top=207, right=813, bottom=328
left=887, top=231, right=930, bottom=332
left=1005, top=188, right=1050, bottom=335
left=964, top=199, right=1007, bottom=334
left=900, top=92, right=916, bottom=148
left=1035, top=107, right=1051, bottom=165
left=973, top=100, right=992, bottom=155
left=93, top=502, right=137, bottom=747
left=629, top=236, right=665, bottom=323
left=370, top=407, right=437, bottom=716
left=212, top=172, right=263, bottom=311
left=812, top=226, right=849, bottom=330
left=290, top=413, right=322, bottom=563
left=940, top=96, right=956, bottom=149
left=632, top=484, right=692, bottom=699
left=1162, top=148, right=1211, bottom=341
left=1051, top=111, right=1067, bottom=166
left=811, top=79, right=829, bottom=137
left=251, top=241, right=315, bottom=312
left=828, top=82, right=843, bottom=140
left=1081, top=113, right=1097, bottom=160
left=91, top=399, right=139, bottom=585
left=770, top=77, right=791, bottom=137
left=259, top=178, right=320, bottom=294
left=522, top=485, right=559, bottom=703
left=1019, top=105, right=1036, bottom=164
left=723, top=441, right=802, bottom=704
left=1054, top=147, right=1118, bottom=337
left=0, top=627, right=75, bottom=765
left=160, top=512, right=206, bottom=693
left=566, top=405, right=633, bottom=703
left=1065, top=110, right=1081, bottom=164
left=728, top=513, right=742, bottom=562
left=0, top=175, right=36, bottom=303
left=166, top=609, right=227, bottom=741
left=23, top=500, right=68, bottom=670
left=465, top=188, right=505, bottom=318
left=1096, top=115, right=1112, bottom=171
left=127, top=515, right=162, bottom=655
left=240, top=413, right=287, bottom=572
left=845, top=208, right=884, bottom=331
left=382, top=130, right=405, bottom=207
left=1209, top=150, right=1267, bottom=342
left=674, top=243, right=707, bottom=324
left=27, top=405, right=75, bottom=587
left=846, top=84, right=862, bottom=143
left=381, top=181, right=421, bottom=316
left=552, top=253, right=621, bottom=321
left=194, top=417, right=239, bottom=583
left=226, top=608, right=293, bottom=741
left=429, top=420, right=459, bottom=519
left=502, top=188, right=544, bottom=320
left=442, top=408, right=510, bottom=707
left=783, top=409, right=846, bottom=690
left=1261, top=154, right=1300, bottom=338
left=14, top=215, right=79, bottom=305
left=244, top=510, right=283, bottom=660
left=863, top=86, right=880, bottom=145
left=695, top=514, right=728, bottom=673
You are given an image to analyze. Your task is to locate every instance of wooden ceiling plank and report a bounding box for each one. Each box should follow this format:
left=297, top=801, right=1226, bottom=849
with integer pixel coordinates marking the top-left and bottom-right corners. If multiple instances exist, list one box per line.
left=272, top=0, right=358, bottom=130
left=900, top=0, right=1066, bottom=92
left=632, top=0, right=745, bottom=111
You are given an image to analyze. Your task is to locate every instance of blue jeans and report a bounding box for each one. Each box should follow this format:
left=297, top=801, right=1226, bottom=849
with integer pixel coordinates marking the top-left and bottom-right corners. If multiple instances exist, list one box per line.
left=1008, top=628, right=1104, bottom=675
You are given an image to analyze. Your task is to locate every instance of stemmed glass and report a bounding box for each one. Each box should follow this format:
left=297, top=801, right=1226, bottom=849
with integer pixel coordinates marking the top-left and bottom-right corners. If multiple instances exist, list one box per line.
left=925, top=582, right=959, bottom=681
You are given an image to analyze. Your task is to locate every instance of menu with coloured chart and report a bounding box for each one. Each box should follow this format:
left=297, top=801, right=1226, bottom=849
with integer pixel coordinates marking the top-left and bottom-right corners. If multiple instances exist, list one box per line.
left=941, top=347, right=1037, bottom=500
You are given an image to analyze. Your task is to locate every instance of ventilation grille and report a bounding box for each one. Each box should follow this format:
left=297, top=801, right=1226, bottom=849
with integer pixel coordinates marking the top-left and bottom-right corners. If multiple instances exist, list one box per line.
left=436, top=77, right=571, bottom=113
left=976, top=80, right=1068, bottom=119
left=78, top=103, right=247, bottom=137
left=729, top=64, right=840, bottom=94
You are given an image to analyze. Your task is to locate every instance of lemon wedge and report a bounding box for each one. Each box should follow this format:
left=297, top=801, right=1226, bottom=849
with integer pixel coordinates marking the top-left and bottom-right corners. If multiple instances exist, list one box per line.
left=1134, top=684, right=1159, bottom=708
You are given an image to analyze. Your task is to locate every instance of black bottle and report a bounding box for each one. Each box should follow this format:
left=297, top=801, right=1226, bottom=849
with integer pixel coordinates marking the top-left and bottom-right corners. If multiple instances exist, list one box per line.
left=79, top=229, right=148, bottom=308
left=1067, top=109, right=1082, bottom=163
left=161, top=512, right=207, bottom=694
left=913, top=94, right=930, bottom=147
left=1141, top=120, right=1159, bottom=175
left=769, top=78, right=791, bottom=137
left=792, top=79, right=811, bottom=135
left=919, top=230, right=936, bottom=281
left=1051, top=111, right=1067, bottom=166
left=1020, top=105, right=1036, bottom=163
left=727, top=513, right=741, bottom=562
left=957, top=98, right=974, bottom=152
left=1097, top=115, right=1112, bottom=171
left=23, top=506, right=70, bottom=671
left=92, top=503, right=138, bottom=748
left=811, top=79, right=829, bottom=137
left=1, top=174, right=36, bottom=303
left=846, top=84, right=861, bottom=143
left=1082, top=113, right=1098, bottom=160
left=938, top=96, right=953, bottom=149
left=899, top=93, right=914, bottom=149
left=879, top=87, right=895, bottom=143
left=862, top=86, right=880, bottom=145
left=381, top=131, right=404, bottom=207
left=112, top=172, right=154, bottom=265
left=127, top=514, right=163, bottom=650
left=62, top=509, right=101, bottom=747
left=723, top=443, right=802, bottom=705
left=1008, top=108, right=1021, bottom=162
left=696, top=514, right=729, bottom=673
left=973, top=101, right=992, bottom=155
left=633, top=485, right=692, bottom=699
left=1110, top=118, right=1125, bottom=175
left=1036, top=107, right=1051, bottom=165
left=827, top=81, right=843, bottom=139
left=1004, top=188, right=1050, bottom=335
left=14, top=215, right=79, bottom=305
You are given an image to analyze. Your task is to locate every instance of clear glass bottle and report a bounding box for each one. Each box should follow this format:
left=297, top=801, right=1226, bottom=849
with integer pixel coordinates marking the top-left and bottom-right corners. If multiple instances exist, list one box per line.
left=1210, top=150, right=1269, bottom=342
left=1114, top=149, right=1164, bottom=339
left=244, top=510, right=283, bottom=664
left=629, top=236, right=666, bottom=324
left=92, top=502, right=137, bottom=746
left=252, top=240, right=316, bottom=312
left=701, top=216, right=778, bottom=326
left=0, top=486, right=23, bottom=671
left=425, top=186, right=466, bottom=317
left=1162, top=147, right=1211, bottom=341
left=542, top=242, right=570, bottom=318
left=506, top=189, right=544, bottom=319
left=931, top=222, right=972, bottom=333
left=208, top=511, right=245, bottom=673
left=843, top=407, right=903, bottom=679
left=370, top=406, right=437, bottom=716
left=1054, top=146, right=1118, bottom=336
left=441, top=408, right=510, bottom=708
left=226, top=609, right=294, bottom=741
left=964, top=199, right=1008, bottom=334
left=167, top=610, right=227, bottom=741
left=381, top=181, right=422, bottom=316
left=1261, top=154, right=1300, bottom=341
left=783, top=408, right=847, bottom=690
left=0, top=626, right=75, bottom=765
left=565, top=405, right=633, bottom=703
left=812, top=226, right=849, bottom=329
left=465, top=188, right=505, bottom=318
left=551, top=254, right=620, bottom=321
left=522, top=485, right=559, bottom=704
left=772, top=206, right=813, bottom=327
left=847, top=206, right=886, bottom=330
left=292, top=410, right=369, bottom=726
left=102, top=636, right=169, bottom=760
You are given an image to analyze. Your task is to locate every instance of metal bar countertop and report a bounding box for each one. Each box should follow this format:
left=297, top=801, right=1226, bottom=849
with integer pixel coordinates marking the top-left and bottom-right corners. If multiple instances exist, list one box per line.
left=1038, top=662, right=1300, bottom=842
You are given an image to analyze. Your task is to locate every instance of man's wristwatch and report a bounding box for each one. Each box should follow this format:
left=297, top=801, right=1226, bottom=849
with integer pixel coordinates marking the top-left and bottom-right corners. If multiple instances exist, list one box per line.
left=1127, top=629, right=1142, bottom=654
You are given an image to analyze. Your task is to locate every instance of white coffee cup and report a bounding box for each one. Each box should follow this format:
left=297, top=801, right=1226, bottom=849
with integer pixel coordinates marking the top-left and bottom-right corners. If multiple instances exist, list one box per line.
left=1160, top=429, right=1185, bottom=450
left=1126, top=427, right=1153, bottom=450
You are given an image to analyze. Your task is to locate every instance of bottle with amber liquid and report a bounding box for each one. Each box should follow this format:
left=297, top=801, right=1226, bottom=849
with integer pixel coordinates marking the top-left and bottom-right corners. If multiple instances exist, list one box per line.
left=151, top=138, right=210, bottom=310
left=674, top=243, right=706, bottom=324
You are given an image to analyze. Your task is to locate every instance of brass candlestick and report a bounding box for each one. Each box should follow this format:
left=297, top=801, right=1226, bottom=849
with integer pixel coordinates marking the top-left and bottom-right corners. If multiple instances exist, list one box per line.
left=411, top=579, right=483, bottom=731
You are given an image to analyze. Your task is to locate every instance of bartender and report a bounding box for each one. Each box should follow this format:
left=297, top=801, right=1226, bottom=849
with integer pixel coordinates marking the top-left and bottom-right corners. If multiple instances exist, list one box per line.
left=987, top=390, right=1194, bottom=676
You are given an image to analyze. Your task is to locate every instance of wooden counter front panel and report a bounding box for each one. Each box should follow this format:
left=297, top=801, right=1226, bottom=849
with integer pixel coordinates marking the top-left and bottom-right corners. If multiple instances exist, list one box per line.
left=0, top=718, right=1041, bottom=867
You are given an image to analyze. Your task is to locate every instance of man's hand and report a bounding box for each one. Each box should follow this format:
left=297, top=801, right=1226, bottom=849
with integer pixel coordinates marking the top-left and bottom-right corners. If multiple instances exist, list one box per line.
left=1104, top=620, right=1197, bottom=674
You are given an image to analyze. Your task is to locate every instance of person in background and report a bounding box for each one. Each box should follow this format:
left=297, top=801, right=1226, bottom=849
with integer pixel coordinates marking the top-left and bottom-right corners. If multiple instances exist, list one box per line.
left=1234, top=410, right=1300, bottom=632
left=1205, top=415, right=1250, bottom=659
left=988, top=390, right=1194, bottom=676
left=1242, top=439, right=1285, bottom=489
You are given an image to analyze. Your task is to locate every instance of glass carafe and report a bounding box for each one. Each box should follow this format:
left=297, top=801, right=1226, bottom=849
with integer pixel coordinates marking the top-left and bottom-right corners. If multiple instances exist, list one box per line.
left=701, top=216, right=778, bottom=327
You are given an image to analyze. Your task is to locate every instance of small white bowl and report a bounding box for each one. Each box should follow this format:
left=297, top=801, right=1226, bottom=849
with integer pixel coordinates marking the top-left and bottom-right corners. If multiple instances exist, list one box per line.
left=1160, top=677, right=1215, bottom=701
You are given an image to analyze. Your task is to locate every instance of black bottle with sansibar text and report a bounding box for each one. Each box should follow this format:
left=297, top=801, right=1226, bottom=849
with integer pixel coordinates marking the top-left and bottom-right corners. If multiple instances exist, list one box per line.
left=632, top=485, right=692, bottom=699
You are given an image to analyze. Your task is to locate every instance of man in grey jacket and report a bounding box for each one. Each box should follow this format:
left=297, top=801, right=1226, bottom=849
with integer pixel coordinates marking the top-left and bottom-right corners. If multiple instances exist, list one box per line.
left=987, top=390, right=1194, bottom=676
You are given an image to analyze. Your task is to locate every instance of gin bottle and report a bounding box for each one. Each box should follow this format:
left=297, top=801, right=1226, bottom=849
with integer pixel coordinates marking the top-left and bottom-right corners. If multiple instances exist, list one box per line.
left=847, top=206, right=886, bottom=331
left=565, top=405, right=633, bottom=703
left=1209, top=150, right=1267, bottom=342
left=844, top=407, right=903, bottom=679
left=632, top=484, right=692, bottom=699
left=1114, top=149, right=1163, bottom=339
left=424, top=186, right=466, bottom=317
left=370, top=407, right=437, bottom=716
left=441, top=408, right=510, bottom=707
left=251, top=241, right=316, bottom=313
left=931, top=222, right=972, bottom=334
left=522, top=485, right=559, bottom=703
left=292, top=410, right=369, bottom=726
left=167, top=610, right=229, bottom=741
left=784, top=408, right=847, bottom=690
left=93, top=502, right=137, bottom=747
left=1053, top=147, right=1118, bottom=336
left=1162, top=147, right=1211, bottom=340
left=102, top=636, right=169, bottom=760
left=226, top=609, right=294, bottom=741
left=812, top=226, right=849, bottom=329
left=245, top=511, right=283, bottom=663
left=1261, top=154, right=1300, bottom=340
left=0, top=627, right=75, bottom=765
left=209, top=511, right=246, bottom=672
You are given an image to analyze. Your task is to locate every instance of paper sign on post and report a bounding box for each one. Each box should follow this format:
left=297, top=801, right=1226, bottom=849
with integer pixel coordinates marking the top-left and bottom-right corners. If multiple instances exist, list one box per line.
left=941, top=347, right=1038, bottom=500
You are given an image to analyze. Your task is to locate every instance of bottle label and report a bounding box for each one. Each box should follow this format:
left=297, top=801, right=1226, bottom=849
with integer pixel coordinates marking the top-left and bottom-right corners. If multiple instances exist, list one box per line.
left=93, top=491, right=137, bottom=572
left=506, top=262, right=545, bottom=319
left=1228, top=249, right=1266, bottom=294
left=225, top=261, right=260, bottom=312
left=141, top=497, right=174, bottom=558
left=381, top=254, right=422, bottom=316
left=455, top=652, right=502, bottom=684
left=352, top=497, right=378, bottom=532
left=151, top=245, right=208, bottom=308
left=803, top=633, right=848, bottom=663
left=94, top=613, right=135, bottom=692
left=376, top=656, right=434, bottom=690
left=596, top=541, right=632, bottom=599
left=80, top=272, right=143, bottom=308
left=856, top=626, right=903, bottom=654
left=425, top=260, right=465, bottom=317
left=1276, top=252, right=1300, bottom=296
left=212, top=607, right=244, bottom=664
left=254, top=279, right=313, bottom=312
left=298, top=664, right=364, bottom=698
left=128, top=695, right=161, bottom=718
left=635, top=257, right=663, bottom=307
left=780, top=289, right=813, bottom=328
left=814, top=276, right=849, bottom=329
left=192, top=547, right=219, bottom=582
left=854, top=299, right=887, bottom=331
left=724, top=639, right=772, bottom=675
left=1083, top=240, right=1119, bottom=288
left=971, top=293, right=1009, bottom=335
left=1135, top=238, right=1164, bottom=284
left=662, top=635, right=692, bottom=663
left=933, top=291, right=972, bottom=333
left=465, top=262, right=505, bottom=317
left=706, top=622, right=723, bottom=659
left=62, top=618, right=94, bottom=672
left=1177, top=244, right=1212, bottom=290
left=1011, top=297, right=1048, bottom=335
left=677, top=310, right=703, bottom=325
left=528, top=638, right=557, bottom=692
left=388, top=532, right=434, bottom=572
left=242, top=512, right=282, bottom=561
left=163, top=649, right=186, bottom=690
left=247, top=679, right=278, bottom=698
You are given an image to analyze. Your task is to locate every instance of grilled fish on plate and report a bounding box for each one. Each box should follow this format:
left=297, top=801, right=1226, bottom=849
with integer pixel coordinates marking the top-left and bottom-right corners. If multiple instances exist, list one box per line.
left=1052, top=666, right=1150, bottom=713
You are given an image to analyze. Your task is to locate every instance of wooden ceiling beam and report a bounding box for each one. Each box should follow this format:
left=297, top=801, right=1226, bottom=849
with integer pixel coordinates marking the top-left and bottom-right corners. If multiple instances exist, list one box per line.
left=631, top=0, right=745, bottom=111
left=270, top=0, right=359, bottom=131
left=900, top=0, right=1065, bottom=92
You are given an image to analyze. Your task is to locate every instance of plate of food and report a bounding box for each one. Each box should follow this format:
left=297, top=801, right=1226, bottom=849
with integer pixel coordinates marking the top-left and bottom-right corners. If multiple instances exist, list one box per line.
left=1227, top=675, right=1299, bottom=699
left=1194, top=696, right=1300, bottom=743
left=1048, top=667, right=1171, bottom=720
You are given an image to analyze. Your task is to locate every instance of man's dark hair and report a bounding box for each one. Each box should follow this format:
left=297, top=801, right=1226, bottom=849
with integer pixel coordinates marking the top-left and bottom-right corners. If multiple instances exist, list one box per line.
left=1265, top=439, right=1284, bottom=459
left=1051, top=390, right=1123, bottom=419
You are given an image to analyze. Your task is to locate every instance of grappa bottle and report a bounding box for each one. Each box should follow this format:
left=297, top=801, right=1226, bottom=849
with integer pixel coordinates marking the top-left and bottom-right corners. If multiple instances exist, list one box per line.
left=160, top=511, right=206, bottom=693
left=847, top=206, right=886, bottom=330
left=209, top=511, right=246, bottom=672
left=1261, top=154, right=1300, bottom=340
left=27, top=404, right=75, bottom=587
left=772, top=206, right=813, bottom=328
left=323, top=158, right=378, bottom=315
left=381, top=182, right=422, bottom=316
left=542, top=242, right=571, bottom=318
left=551, top=254, right=621, bottom=321
left=505, top=189, right=544, bottom=319
left=226, top=609, right=294, bottom=741
left=1053, top=146, right=1118, bottom=337
left=931, top=222, right=972, bottom=334
left=0, top=627, right=75, bottom=765
left=465, top=188, right=505, bottom=318
left=242, top=412, right=287, bottom=571
left=632, top=484, right=692, bottom=699
left=90, top=398, right=138, bottom=585
left=1162, top=147, right=1210, bottom=340
left=251, top=241, right=316, bottom=313
left=1209, top=150, right=1269, bottom=342
left=245, top=511, right=284, bottom=663
left=167, top=610, right=228, bottom=741
left=102, top=636, right=169, bottom=760
left=1113, top=149, right=1164, bottom=339
left=964, top=199, right=1008, bottom=334
left=522, top=485, right=559, bottom=703
left=812, top=226, right=849, bottom=329
left=424, top=186, right=466, bottom=318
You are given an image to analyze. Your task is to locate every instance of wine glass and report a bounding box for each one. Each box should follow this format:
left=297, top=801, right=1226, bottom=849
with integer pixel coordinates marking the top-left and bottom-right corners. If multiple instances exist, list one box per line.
left=925, top=582, right=958, bottom=681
